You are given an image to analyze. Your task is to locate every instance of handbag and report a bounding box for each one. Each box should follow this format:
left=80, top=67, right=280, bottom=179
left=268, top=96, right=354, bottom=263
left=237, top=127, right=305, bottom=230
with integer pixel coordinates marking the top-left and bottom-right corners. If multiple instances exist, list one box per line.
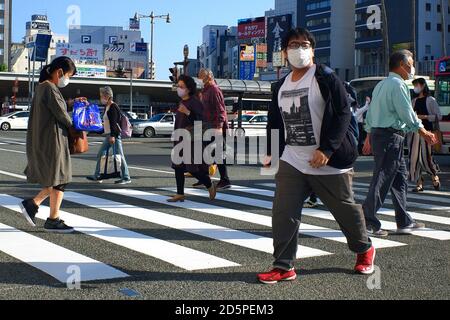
left=432, top=119, right=443, bottom=153
left=73, top=100, right=104, bottom=132
left=99, top=144, right=122, bottom=180
left=68, top=127, right=89, bottom=155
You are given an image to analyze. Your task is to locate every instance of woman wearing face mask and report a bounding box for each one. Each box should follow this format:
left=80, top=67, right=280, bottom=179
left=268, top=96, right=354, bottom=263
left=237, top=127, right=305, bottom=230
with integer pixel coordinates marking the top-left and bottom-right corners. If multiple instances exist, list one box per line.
left=20, top=56, right=77, bottom=233
left=168, top=75, right=217, bottom=202
left=87, top=86, right=131, bottom=185
left=408, top=78, right=442, bottom=191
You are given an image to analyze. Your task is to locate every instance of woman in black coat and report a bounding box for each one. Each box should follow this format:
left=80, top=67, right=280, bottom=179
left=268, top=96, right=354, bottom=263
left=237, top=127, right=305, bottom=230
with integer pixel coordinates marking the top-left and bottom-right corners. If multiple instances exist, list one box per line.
left=168, top=75, right=217, bottom=202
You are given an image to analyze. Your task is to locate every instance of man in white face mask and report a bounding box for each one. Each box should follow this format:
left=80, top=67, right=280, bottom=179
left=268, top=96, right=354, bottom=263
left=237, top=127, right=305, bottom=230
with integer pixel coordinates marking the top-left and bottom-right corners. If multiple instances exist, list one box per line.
left=259, top=28, right=375, bottom=284
left=362, top=50, right=437, bottom=237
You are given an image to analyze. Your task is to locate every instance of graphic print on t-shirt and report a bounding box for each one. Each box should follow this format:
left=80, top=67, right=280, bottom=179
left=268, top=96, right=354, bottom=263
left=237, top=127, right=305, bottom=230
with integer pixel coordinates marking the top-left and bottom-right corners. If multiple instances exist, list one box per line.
left=280, top=88, right=316, bottom=146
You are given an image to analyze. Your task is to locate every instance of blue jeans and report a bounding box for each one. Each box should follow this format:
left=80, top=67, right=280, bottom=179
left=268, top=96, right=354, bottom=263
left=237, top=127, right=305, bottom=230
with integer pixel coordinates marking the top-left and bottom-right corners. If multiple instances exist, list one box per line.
left=94, top=136, right=130, bottom=180
left=363, top=128, right=414, bottom=230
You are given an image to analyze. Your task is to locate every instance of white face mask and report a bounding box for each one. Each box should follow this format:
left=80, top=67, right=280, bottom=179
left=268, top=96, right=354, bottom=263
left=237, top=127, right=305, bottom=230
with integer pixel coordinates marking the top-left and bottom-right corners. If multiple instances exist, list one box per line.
left=403, top=64, right=415, bottom=80
left=287, top=48, right=312, bottom=69
left=57, top=71, right=70, bottom=88
left=177, top=88, right=188, bottom=99
left=414, top=87, right=422, bottom=95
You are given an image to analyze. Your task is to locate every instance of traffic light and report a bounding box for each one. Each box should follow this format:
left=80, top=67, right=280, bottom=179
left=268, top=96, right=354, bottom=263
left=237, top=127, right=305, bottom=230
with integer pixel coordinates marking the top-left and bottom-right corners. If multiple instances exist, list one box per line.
left=169, top=66, right=179, bottom=84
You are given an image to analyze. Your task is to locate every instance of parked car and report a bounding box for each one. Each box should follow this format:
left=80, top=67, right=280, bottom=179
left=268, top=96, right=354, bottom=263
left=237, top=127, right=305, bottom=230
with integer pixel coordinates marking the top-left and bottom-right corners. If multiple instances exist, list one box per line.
left=132, top=113, right=175, bottom=138
left=230, top=113, right=268, bottom=137
left=0, top=111, right=30, bottom=131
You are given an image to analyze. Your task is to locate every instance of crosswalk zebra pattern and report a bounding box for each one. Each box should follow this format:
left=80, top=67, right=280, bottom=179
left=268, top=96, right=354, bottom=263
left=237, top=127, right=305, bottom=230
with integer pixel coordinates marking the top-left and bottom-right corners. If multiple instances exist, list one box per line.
left=0, top=180, right=449, bottom=284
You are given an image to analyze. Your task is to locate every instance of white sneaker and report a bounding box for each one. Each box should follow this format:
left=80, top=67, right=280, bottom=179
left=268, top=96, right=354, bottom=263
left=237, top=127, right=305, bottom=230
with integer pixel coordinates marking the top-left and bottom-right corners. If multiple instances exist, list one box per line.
left=396, top=222, right=426, bottom=235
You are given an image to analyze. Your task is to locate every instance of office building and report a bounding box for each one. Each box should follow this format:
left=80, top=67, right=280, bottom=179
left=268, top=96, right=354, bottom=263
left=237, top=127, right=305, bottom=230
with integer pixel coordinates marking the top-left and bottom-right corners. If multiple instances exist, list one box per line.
left=0, top=0, right=12, bottom=70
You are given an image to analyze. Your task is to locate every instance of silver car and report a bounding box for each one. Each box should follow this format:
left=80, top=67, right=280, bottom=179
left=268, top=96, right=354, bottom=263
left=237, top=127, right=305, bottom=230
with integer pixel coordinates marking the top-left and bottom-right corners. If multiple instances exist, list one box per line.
left=132, top=113, right=175, bottom=138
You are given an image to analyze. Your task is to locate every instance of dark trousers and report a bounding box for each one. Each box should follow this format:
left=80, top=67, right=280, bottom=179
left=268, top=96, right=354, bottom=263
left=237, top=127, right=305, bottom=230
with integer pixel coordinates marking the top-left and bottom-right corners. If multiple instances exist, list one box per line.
left=363, top=128, right=414, bottom=230
left=358, top=123, right=367, bottom=154
left=175, top=168, right=212, bottom=195
left=272, top=161, right=372, bottom=271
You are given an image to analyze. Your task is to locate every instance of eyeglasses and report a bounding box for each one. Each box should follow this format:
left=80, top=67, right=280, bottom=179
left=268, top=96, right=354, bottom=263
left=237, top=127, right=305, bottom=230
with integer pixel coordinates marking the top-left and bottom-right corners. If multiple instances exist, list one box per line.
left=287, top=42, right=312, bottom=50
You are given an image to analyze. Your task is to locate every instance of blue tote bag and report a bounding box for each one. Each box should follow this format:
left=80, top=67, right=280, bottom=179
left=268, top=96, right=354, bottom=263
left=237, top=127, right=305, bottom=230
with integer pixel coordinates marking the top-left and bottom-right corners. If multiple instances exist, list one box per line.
left=73, top=100, right=104, bottom=132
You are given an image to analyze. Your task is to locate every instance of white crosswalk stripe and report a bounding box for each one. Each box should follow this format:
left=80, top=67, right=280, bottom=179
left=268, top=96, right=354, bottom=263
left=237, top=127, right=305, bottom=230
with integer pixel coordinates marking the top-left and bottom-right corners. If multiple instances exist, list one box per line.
left=248, top=185, right=450, bottom=226
left=0, top=176, right=448, bottom=283
left=170, top=187, right=450, bottom=241
left=64, top=192, right=332, bottom=259
left=0, top=195, right=130, bottom=283
left=0, top=194, right=237, bottom=271
left=110, top=189, right=405, bottom=250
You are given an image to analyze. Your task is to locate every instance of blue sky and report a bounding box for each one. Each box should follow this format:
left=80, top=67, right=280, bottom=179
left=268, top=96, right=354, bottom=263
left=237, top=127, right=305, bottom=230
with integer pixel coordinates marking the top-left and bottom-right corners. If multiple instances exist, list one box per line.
left=12, top=0, right=274, bottom=79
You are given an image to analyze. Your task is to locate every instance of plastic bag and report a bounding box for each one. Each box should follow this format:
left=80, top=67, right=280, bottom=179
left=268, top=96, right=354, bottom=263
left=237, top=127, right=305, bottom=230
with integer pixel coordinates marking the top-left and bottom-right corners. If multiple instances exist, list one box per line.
left=73, top=100, right=104, bottom=132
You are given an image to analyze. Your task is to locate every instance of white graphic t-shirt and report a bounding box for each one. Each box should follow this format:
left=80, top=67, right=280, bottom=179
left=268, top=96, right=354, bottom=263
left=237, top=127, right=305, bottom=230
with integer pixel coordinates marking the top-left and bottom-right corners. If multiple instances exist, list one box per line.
left=279, top=65, right=352, bottom=175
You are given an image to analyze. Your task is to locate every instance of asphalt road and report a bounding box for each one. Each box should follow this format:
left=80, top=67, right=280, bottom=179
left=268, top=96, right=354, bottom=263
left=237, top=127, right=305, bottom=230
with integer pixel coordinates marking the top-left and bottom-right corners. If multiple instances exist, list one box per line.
left=0, top=130, right=449, bottom=300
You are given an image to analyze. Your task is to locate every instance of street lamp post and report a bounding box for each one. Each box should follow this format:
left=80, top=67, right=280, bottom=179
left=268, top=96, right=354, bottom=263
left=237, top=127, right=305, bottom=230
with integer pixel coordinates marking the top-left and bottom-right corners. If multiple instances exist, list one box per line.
left=135, top=12, right=171, bottom=79
left=183, top=45, right=189, bottom=76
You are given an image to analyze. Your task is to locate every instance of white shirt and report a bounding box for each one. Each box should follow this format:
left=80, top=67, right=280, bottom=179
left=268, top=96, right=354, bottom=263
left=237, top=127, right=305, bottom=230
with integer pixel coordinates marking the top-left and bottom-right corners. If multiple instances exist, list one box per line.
left=103, top=105, right=111, bottom=135
left=279, top=65, right=352, bottom=176
left=355, top=102, right=370, bottom=124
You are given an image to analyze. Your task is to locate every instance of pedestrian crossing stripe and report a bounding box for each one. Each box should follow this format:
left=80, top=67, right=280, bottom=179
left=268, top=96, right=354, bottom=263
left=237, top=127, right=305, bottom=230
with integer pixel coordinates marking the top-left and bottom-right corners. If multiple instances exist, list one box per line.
left=352, top=182, right=450, bottom=205
left=63, top=192, right=332, bottom=259
left=352, top=188, right=450, bottom=212
left=259, top=182, right=450, bottom=209
left=0, top=221, right=129, bottom=283
left=163, top=187, right=450, bottom=241
left=106, top=189, right=406, bottom=250
left=0, top=194, right=239, bottom=271
left=235, top=185, right=450, bottom=226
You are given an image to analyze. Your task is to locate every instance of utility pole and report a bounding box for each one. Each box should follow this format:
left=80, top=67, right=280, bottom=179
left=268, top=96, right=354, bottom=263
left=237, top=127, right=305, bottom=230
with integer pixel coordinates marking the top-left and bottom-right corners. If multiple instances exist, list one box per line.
left=381, top=0, right=390, bottom=75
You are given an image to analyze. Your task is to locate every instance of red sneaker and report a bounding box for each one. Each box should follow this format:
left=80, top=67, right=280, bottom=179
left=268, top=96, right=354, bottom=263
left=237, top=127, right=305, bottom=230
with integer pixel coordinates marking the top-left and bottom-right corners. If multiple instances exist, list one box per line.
left=354, top=246, right=376, bottom=275
left=257, top=268, right=297, bottom=284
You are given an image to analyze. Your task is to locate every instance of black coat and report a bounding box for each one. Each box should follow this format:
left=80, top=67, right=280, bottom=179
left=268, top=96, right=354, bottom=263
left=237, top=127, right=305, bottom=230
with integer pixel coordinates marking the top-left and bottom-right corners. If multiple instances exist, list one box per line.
left=266, top=64, right=358, bottom=169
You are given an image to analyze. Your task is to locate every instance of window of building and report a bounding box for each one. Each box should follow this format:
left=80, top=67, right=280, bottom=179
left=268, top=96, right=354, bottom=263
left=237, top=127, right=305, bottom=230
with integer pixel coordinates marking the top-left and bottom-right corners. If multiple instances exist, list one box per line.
left=438, top=4, right=442, bottom=13
left=426, top=3, right=431, bottom=11
left=0, top=49, right=3, bottom=56
left=0, top=33, right=3, bottom=41
left=0, top=3, right=4, bottom=10
left=0, top=18, right=4, bottom=25
left=425, top=45, right=431, bottom=54
left=426, top=22, right=431, bottom=30
left=438, top=23, right=442, bottom=32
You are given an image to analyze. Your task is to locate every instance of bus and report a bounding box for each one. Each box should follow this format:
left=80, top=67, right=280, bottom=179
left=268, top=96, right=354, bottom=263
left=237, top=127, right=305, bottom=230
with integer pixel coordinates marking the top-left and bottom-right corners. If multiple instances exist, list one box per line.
left=435, top=57, right=450, bottom=148
left=350, top=75, right=450, bottom=154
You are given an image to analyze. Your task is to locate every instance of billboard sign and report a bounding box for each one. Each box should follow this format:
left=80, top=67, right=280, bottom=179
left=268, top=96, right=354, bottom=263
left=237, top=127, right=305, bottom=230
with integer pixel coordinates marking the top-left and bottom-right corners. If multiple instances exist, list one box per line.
left=129, top=18, right=140, bottom=30
left=240, top=44, right=255, bottom=62
left=238, top=17, right=266, bottom=40
left=56, top=43, right=104, bottom=62
left=76, top=64, right=107, bottom=78
left=239, top=44, right=256, bottom=80
left=26, top=21, right=50, bottom=31
left=32, top=15, right=48, bottom=21
left=130, top=42, right=148, bottom=53
left=267, top=14, right=292, bottom=62
left=256, top=44, right=268, bottom=68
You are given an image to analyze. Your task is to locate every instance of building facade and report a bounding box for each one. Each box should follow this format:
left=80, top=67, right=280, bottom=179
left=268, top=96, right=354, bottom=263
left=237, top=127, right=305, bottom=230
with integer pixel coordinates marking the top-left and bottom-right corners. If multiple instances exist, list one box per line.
left=69, top=25, right=149, bottom=78
left=0, top=0, right=12, bottom=70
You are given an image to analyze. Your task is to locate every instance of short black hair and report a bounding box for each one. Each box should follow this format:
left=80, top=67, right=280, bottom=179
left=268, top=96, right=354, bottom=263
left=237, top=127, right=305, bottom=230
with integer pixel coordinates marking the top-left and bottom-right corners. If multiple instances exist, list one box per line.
left=282, top=28, right=316, bottom=50
left=178, top=75, right=197, bottom=97
left=412, top=78, right=430, bottom=96
left=389, top=50, right=413, bottom=71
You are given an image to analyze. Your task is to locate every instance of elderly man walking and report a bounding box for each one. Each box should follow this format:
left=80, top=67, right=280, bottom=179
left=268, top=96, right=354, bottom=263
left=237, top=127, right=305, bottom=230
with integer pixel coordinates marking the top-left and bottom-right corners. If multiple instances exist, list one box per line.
left=362, top=50, right=437, bottom=237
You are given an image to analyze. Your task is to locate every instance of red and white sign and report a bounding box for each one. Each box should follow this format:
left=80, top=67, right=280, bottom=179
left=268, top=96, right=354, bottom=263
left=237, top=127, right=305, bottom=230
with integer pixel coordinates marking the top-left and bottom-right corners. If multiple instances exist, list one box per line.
left=238, top=17, right=266, bottom=40
left=56, top=43, right=104, bottom=62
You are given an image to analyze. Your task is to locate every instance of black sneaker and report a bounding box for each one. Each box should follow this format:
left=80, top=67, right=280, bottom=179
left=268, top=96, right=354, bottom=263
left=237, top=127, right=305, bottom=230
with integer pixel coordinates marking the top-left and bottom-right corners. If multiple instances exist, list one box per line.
left=44, top=218, right=75, bottom=234
left=86, top=176, right=103, bottom=183
left=19, top=199, right=38, bottom=227
left=115, top=179, right=131, bottom=185
left=216, top=180, right=232, bottom=190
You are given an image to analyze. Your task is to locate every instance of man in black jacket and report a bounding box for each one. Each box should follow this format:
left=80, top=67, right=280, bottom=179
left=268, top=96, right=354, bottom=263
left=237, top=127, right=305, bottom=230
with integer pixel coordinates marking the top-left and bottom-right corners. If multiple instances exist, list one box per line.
left=258, top=28, right=375, bottom=284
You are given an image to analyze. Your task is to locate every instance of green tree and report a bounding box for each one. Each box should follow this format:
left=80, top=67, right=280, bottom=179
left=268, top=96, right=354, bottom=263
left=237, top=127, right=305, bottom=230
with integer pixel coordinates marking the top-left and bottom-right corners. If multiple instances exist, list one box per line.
left=0, top=64, right=7, bottom=72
